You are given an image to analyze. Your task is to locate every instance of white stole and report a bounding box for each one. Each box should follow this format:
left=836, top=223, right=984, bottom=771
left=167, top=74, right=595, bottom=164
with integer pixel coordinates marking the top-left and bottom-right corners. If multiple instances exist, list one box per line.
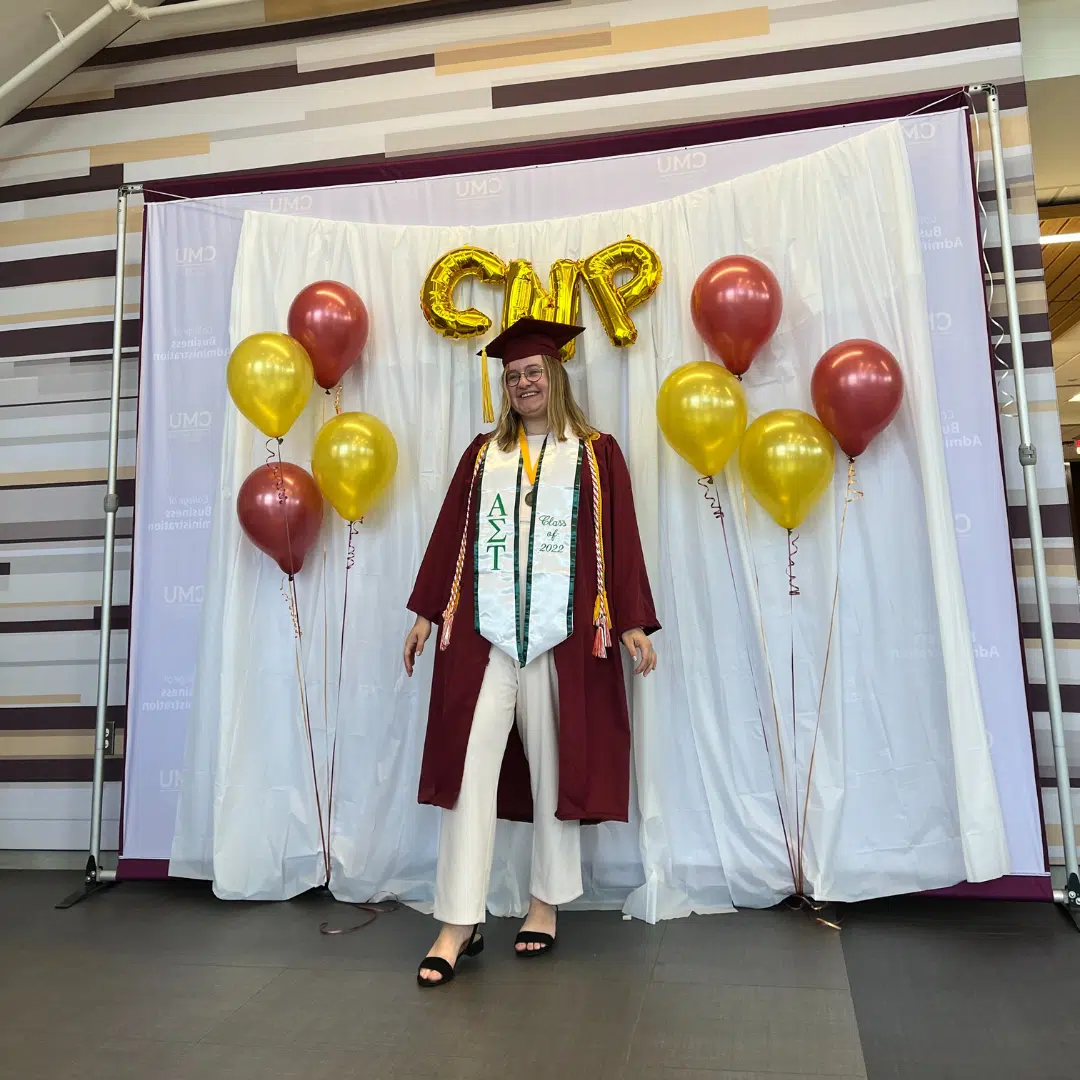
left=474, top=435, right=583, bottom=666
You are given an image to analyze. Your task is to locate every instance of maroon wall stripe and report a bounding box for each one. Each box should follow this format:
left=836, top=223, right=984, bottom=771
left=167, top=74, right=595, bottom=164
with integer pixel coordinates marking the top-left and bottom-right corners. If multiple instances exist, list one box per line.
left=492, top=20, right=1023, bottom=108
left=0, top=249, right=119, bottom=289
left=992, top=339, right=1053, bottom=370
left=0, top=706, right=125, bottom=732
left=1022, top=621, right=1080, bottom=641
left=0, top=521, right=134, bottom=545
left=0, top=164, right=126, bottom=205
left=1006, top=503, right=1074, bottom=539
left=81, top=0, right=558, bottom=69
left=0, top=605, right=130, bottom=635
left=0, top=480, right=134, bottom=505
left=0, top=318, right=140, bottom=359
left=0, top=758, right=124, bottom=782
left=1028, top=682, right=1080, bottom=714
left=14, top=54, right=435, bottom=124
left=983, top=244, right=1048, bottom=275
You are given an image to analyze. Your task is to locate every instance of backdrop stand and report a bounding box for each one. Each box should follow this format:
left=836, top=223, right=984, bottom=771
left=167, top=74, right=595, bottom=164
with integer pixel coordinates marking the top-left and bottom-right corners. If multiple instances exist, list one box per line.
left=57, top=184, right=138, bottom=909
left=968, top=84, right=1080, bottom=928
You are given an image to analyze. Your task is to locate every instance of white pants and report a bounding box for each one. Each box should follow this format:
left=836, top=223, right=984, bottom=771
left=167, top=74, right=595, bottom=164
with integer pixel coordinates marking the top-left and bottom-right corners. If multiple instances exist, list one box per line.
left=433, top=645, right=583, bottom=925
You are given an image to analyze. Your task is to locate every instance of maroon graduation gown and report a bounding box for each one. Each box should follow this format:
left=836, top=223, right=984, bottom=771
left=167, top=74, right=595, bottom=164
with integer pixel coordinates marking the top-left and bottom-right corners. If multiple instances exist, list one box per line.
left=408, top=432, right=659, bottom=824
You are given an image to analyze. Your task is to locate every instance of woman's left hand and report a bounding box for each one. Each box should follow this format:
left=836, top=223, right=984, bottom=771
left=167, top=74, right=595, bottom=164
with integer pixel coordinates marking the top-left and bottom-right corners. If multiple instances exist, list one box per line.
left=621, top=628, right=657, bottom=676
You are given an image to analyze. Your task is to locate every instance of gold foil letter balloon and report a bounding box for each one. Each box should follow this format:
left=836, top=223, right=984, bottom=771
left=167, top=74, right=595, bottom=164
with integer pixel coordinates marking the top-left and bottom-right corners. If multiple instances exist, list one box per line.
left=656, top=361, right=748, bottom=477
left=311, top=412, right=398, bottom=523
left=739, top=409, right=835, bottom=531
left=502, top=259, right=583, bottom=359
left=227, top=332, right=314, bottom=439
left=581, top=238, right=662, bottom=347
left=420, top=246, right=508, bottom=339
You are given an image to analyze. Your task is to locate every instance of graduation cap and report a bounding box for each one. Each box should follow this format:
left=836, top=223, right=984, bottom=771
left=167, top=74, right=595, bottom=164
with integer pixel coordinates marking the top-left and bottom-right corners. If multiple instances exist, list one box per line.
left=478, top=317, right=585, bottom=422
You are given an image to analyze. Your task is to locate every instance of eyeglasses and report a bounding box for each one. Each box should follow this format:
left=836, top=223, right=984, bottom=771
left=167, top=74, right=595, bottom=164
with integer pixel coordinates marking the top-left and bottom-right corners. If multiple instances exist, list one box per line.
left=505, top=366, right=545, bottom=388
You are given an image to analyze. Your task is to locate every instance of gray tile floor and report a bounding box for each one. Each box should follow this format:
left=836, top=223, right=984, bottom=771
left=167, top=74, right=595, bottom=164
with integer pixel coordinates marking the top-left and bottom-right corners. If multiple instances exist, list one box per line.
left=0, top=871, right=1077, bottom=1080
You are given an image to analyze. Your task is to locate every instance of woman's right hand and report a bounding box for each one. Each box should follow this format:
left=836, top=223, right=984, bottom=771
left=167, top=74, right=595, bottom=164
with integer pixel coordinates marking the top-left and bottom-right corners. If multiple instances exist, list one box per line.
left=403, top=616, right=432, bottom=677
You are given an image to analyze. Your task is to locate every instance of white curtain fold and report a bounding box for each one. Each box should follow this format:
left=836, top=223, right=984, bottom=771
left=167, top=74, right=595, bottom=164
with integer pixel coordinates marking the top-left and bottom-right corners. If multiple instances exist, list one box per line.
left=173, top=120, right=1008, bottom=913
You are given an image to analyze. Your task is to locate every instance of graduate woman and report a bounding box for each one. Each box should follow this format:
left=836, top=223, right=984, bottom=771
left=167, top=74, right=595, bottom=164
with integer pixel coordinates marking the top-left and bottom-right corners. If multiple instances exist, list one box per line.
left=403, top=317, right=659, bottom=988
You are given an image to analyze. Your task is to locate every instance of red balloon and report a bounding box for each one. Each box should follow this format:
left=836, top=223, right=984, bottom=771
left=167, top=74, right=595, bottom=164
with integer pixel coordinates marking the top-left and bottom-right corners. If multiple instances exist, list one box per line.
left=811, top=340, right=904, bottom=459
left=287, top=281, right=369, bottom=390
left=236, top=462, right=324, bottom=577
left=691, top=256, right=783, bottom=376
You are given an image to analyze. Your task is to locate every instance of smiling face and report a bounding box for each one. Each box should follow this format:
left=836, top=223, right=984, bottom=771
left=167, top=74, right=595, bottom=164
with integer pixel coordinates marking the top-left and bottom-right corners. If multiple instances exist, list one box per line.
left=505, top=353, right=549, bottom=423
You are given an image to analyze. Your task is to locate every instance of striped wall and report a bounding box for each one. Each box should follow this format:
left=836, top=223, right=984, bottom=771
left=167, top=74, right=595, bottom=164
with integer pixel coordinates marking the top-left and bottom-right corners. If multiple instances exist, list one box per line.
left=1, top=0, right=1076, bottom=865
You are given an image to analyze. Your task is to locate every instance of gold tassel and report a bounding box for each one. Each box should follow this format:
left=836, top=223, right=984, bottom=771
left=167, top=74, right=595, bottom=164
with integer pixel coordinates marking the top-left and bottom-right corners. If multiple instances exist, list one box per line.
left=480, top=346, right=494, bottom=425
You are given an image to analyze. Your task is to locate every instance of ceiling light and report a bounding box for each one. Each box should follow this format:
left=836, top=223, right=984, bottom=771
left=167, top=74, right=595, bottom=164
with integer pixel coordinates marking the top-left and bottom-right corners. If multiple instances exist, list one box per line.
left=1041, top=232, right=1080, bottom=245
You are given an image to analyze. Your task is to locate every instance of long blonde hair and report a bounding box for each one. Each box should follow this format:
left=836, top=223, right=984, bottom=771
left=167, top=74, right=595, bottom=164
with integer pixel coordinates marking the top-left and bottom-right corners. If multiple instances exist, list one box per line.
left=492, top=355, right=596, bottom=451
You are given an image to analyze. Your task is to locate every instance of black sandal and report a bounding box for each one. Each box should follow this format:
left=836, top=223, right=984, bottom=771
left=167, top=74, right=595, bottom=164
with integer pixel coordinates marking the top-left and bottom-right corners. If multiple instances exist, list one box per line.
left=514, top=908, right=557, bottom=958
left=416, top=925, right=483, bottom=988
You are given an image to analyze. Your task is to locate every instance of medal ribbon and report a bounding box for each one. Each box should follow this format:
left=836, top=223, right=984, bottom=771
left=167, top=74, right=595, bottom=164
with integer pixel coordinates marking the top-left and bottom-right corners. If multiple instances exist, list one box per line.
left=517, top=425, right=540, bottom=487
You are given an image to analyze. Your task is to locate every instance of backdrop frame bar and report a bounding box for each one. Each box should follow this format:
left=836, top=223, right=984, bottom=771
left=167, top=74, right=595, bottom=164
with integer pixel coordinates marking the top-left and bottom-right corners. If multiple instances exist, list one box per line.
left=57, top=182, right=143, bottom=909
left=968, top=83, right=1080, bottom=925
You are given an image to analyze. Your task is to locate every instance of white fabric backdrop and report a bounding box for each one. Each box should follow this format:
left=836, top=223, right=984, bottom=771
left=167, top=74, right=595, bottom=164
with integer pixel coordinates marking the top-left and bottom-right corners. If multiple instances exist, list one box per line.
left=172, top=120, right=1008, bottom=915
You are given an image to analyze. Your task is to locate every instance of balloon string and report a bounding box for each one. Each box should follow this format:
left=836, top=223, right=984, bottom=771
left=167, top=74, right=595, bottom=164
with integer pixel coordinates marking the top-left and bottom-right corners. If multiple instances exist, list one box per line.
left=737, top=480, right=799, bottom=894
left=701, top=475, right=797, bottom=892
left=319, top=396, right=330, bottom=882
left=788, top=529, right=801, bottom=894
left=784, top=893, right=842, bottom=931
left=319, top=897, right=400, bottom=936
left=787, top=530, right=800, bottom=598
left=334, top=384, right=343, bottom=416
left=282, top=572, right=331, bottom=885
left=326, top=520, right=357, bottom=859
left=272, top=442, right=297, bottom=580
left=798, top=457, right=863, bottom=897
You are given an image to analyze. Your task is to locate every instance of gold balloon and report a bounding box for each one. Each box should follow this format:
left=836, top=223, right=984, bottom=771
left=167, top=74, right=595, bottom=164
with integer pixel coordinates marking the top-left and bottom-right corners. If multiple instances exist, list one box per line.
left=502, top=258, right=582, bottom=360
left=311, top=412, right=398, bottom=522
left=420, top=246, right=507, bottom=339
left=656, top=361, right=747, bottom=477
left=227, top=332, right=313, bottom=439
left=739, top=409, right=835, bottom=530
left=581, top=238, right=662, bottom=348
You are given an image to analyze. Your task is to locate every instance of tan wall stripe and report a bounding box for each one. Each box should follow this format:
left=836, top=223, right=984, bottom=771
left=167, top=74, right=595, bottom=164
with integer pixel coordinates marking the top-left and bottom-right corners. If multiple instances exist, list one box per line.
left=969, top=109, right=1030, bottom=152
left=0, top=207, right=144, bottom=249
left=0, top=304, right=140, bottom=327
left=89, top=134, right=212, bottom=167
left=0, top=467, right=136, bottom=489
left=0, top=730, right=125, bottom=758
left=0, top=694, right=81, bottom=706
left=436, top=8, right=771, bottom=75
left=264, top=0, right=425, bottom=23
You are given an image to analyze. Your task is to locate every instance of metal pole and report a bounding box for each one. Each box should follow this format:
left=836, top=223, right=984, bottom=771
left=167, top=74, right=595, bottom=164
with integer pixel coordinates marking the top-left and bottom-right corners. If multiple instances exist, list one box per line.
left=972, top=84, right=1080, bottom=918
left=90, top=184, right=130, bottom=873
left=58, top=186, right=130, bottom=907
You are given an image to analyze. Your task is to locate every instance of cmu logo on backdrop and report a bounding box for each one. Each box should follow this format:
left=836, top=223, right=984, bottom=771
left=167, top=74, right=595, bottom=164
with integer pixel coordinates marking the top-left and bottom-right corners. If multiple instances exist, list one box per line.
left=657, top=150, right=707, bottom=175
left=269, top=194, right=314, bottom=213
left=168, top=410, right=212, bottom=433
left=175, top=246, right=216, bottom=265
left=456, top=175, right=504, bottom=200
left=902, top=120, right=937, bottom=142
left=164, top=585, right=204, bottom=606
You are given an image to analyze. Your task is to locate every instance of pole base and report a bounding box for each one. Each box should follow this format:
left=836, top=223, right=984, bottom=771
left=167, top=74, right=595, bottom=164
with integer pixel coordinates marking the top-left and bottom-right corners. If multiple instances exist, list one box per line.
left=1060, top=873, right=1080, bottom=931
left=55, top=856, right=116, bottom=910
